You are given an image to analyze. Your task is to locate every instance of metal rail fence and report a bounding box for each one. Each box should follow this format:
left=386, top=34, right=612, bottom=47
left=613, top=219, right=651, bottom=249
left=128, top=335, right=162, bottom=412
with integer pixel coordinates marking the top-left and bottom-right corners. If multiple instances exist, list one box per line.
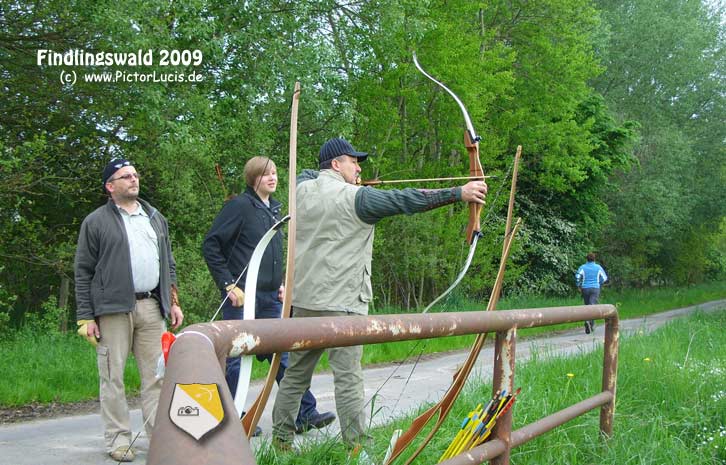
left=147, top=304, right=618, bottom=465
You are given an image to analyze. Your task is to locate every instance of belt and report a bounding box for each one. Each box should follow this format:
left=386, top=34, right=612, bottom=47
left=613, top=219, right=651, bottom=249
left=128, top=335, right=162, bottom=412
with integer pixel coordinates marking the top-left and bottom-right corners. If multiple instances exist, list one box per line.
left=135, top=291, right=155, bottom=300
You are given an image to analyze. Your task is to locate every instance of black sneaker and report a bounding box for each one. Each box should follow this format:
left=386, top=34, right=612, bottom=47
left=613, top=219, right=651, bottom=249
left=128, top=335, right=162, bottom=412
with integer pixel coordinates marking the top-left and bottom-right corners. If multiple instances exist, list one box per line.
left=584, top=321, right=592, bottom=334
left=295, top=411, right=336, bottom=434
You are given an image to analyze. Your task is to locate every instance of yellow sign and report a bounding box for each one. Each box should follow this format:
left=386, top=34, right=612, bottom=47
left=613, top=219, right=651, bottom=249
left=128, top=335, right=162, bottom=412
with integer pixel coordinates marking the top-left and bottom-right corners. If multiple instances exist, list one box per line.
left=169, top=383, right=224, bottom=440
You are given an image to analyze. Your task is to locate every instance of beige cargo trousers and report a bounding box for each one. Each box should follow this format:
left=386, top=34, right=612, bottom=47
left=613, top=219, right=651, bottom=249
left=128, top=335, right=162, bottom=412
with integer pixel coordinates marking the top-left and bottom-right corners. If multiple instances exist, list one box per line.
left=272, top=308, right=367, bottom=445
left=96, top=298, right=165, bottom=452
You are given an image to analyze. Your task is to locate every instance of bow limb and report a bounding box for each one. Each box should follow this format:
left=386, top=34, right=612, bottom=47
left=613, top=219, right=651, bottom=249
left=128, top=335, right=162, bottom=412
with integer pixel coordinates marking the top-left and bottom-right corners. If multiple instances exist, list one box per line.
left=412, top=51, right=484, bottom=244
left=232, top=215, right=290, bottom=419
left=384, top=218, right=522, bottom=465
left=241, top=81, right=301, bottom=437
left=413, top=52, right=484, bottom=311
left=384, top=147, right=523, bottom=465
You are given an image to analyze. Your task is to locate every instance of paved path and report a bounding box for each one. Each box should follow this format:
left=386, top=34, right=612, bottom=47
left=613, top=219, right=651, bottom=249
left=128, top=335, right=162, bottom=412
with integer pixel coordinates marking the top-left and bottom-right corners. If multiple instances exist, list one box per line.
left=1, top=300, right=724, bottom=464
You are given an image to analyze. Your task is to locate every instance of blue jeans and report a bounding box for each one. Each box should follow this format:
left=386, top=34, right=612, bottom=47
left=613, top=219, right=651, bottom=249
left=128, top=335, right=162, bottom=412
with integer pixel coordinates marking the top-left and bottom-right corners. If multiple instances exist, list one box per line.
left=222, top=289, right=318, bottom=423
left=581, top=287, right=600, bottom=327
left=581, top=287, right=600, bottom=305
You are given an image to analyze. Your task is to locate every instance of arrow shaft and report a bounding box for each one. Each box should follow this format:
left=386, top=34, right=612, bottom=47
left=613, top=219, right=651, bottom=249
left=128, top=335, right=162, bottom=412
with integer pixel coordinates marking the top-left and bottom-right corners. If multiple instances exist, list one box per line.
left=361, top=175, right=494, bottom=186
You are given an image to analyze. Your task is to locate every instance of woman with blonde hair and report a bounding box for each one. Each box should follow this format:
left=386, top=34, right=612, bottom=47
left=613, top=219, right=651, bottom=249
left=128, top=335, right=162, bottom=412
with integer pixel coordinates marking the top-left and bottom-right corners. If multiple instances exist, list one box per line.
left=202, top=156, right=335, bottom=435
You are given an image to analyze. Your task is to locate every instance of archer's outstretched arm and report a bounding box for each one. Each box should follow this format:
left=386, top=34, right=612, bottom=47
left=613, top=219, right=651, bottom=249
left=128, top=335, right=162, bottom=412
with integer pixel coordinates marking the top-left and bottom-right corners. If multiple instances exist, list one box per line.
left=355, top=180, right=486, bottom=224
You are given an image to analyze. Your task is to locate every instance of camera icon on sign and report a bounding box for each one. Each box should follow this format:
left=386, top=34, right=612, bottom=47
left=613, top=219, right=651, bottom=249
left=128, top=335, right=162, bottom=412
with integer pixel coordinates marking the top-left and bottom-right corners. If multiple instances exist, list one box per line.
left=177, top=406, right=200, bottom=416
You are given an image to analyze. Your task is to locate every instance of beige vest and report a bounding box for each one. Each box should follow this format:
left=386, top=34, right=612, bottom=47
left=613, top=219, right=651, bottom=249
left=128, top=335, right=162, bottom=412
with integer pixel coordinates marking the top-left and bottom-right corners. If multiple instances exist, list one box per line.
left=293, top=170, right=374, bottom=315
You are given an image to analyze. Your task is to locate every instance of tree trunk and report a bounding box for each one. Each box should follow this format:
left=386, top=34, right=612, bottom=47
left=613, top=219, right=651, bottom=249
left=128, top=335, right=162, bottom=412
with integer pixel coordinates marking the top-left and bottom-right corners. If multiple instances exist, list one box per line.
left=398, top=89, right=408, bottom=163
left=417, top=274, right=425, bottom=309
left=58, top=275, right=70, bottom=333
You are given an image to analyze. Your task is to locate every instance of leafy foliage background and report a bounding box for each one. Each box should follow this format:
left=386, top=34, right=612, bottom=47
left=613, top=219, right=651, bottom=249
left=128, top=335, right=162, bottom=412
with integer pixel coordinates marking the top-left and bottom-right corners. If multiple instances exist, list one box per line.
left=0, top=0, right=723, bottom=328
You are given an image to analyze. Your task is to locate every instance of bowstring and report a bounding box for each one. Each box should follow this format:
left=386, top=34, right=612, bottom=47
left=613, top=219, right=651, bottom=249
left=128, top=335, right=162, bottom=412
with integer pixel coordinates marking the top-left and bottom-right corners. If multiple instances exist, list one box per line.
left=361, top=156, right=518, bottom=458
left=271, top=159, right=516, bottom=460
left=295, top=159, right=517, bottom=462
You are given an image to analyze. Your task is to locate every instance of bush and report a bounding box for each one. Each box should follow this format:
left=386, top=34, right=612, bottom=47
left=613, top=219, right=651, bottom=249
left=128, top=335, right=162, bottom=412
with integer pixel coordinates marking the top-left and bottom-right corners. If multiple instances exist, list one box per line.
left=0, top=266, right=17, bottom=339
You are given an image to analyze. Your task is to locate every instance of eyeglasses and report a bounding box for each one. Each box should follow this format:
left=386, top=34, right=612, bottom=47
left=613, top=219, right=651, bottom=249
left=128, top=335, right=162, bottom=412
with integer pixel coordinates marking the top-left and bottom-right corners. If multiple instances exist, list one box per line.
left=109, top=172, right=140, bottom=182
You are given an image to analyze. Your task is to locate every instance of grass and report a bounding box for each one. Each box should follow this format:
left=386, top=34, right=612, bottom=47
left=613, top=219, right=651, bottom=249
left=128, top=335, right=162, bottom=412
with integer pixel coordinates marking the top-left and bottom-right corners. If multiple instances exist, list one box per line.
left=0, top=331, right=140, bottom=405
left=358, top=280, right=726, bottom=367
left=256, top=309, right=726, bottom=465
left=0, top=282, right=724, bottom=407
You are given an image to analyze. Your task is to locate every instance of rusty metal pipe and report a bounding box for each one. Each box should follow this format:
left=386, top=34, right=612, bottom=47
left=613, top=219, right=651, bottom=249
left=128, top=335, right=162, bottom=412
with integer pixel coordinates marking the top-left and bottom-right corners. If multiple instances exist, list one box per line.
left=600, top=315, right=619, bottom=436
left=511, top=391, right=614, bottom=447
left=441, top=392, right=614, bottom=465
left=148, top=332, right=254, bottom=465
left=439, top=439, right=507, bottom=465
left=189, top=305, right=615, bottom=358
left=491, top=329, right=516, bottom=465
left=150, top=305, right=617, bottom=465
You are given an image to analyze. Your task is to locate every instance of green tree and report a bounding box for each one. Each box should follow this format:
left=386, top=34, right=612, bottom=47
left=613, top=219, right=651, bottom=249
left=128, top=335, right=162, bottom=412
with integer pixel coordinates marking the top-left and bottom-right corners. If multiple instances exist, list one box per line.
left=594, top=0, right=726, bottom=285
left=0, top=0, right=353, bottom=324
left=1, top=0, right=682, bottom=328
left=314, top=0, right=635, bottom=302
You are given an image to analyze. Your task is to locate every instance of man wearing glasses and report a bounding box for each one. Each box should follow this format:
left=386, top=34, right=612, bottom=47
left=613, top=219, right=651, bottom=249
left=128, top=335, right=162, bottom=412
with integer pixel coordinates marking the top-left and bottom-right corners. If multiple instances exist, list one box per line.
left=74, top=158, right=184, bottom=462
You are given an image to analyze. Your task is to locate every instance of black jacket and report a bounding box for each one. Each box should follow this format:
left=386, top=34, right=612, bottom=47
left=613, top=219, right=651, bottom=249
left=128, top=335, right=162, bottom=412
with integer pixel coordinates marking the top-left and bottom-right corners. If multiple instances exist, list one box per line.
left=202, top=187, right=283, bottom=292
left=74, top=198, right=177, bottom=321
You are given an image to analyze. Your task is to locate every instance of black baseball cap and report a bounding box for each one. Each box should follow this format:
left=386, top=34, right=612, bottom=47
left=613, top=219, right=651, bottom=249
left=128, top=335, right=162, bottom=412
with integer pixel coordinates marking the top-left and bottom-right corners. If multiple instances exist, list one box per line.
left=102, top=158, right=132, bottom=192
left=319, top=138, right=368, bottom=168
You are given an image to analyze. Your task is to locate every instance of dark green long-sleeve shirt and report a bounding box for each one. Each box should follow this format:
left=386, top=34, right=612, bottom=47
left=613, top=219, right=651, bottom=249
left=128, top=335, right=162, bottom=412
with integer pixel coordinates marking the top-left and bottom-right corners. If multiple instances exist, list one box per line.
left=297, top=169, right=462, bottom=224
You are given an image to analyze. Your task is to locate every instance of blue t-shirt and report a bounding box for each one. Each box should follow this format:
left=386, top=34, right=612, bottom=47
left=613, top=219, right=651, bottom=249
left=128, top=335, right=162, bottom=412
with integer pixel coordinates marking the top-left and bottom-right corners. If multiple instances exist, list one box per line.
left=575, top=262, right=608, bottom=288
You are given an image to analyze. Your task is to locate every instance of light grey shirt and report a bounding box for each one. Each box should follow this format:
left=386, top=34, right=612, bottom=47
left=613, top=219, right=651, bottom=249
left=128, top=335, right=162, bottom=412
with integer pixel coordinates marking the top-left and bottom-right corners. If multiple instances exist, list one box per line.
left=118, top=203, right=160, bottom=293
